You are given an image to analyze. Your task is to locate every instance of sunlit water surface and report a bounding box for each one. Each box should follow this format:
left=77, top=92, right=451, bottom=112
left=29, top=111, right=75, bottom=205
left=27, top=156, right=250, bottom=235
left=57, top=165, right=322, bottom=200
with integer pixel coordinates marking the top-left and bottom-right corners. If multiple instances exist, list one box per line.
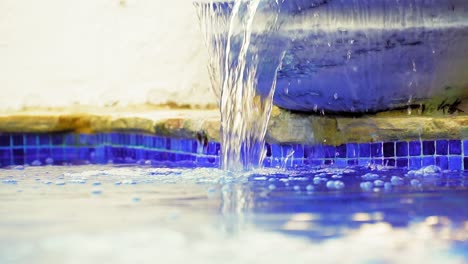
left=0, top=164, right=467, bottom=264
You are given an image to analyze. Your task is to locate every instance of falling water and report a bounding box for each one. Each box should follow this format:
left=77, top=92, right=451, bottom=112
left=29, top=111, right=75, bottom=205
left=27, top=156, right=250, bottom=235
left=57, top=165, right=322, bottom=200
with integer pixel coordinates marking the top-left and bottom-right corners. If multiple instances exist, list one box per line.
left=196, top=0, right=286, bottom=171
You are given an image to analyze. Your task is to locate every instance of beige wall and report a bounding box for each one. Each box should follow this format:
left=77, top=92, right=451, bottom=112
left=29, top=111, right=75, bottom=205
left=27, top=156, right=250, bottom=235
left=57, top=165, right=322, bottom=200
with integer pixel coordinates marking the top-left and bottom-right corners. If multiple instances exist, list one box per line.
left=0, top=0, right=216, bottom=110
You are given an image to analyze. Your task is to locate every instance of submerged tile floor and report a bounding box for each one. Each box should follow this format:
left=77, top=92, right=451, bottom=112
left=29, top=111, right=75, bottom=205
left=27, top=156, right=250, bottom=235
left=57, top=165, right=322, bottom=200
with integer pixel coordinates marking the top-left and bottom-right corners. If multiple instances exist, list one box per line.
left=0, top=133, right=466, bottom=170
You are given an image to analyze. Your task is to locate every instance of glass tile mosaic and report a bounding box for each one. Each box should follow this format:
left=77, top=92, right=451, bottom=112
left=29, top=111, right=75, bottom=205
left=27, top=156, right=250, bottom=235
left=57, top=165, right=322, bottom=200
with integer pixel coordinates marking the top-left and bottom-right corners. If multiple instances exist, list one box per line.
left=0, top=133, right=466, bottom=171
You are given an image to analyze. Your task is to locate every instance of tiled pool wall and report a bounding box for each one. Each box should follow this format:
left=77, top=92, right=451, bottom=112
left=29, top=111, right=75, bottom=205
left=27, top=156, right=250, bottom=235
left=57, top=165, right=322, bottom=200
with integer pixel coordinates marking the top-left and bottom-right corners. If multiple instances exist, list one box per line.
left=0, top=133, right=467, bottom=170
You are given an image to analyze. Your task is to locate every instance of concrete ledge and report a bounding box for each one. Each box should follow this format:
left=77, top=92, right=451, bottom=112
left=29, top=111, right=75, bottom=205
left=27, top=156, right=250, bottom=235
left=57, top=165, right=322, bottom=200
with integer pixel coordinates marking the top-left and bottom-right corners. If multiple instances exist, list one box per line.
left=0, top=106, right=466, bottom=145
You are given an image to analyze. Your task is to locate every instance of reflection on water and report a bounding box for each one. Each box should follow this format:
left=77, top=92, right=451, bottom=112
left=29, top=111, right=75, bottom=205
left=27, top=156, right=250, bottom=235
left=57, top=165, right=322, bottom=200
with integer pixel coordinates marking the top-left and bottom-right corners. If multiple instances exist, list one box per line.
left=0, top=165, right=467, bottom=263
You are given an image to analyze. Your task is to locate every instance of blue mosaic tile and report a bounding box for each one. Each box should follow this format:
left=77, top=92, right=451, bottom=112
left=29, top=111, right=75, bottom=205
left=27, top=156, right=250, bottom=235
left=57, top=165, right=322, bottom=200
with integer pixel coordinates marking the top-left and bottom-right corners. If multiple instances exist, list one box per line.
left=292, top=144, right=304, bottom=159
left=422, top=141, right=435, bottom=155
left=271, top=144, right=282, bottom=159
left=464, top=140, right=468, bottom=156
left=449, top=140, right=462, bottom=155
left=165, top=138, right=172, bottom=150
left=359, top=143, right=371, bottom=157
left=12, top=135, right=23, bottom=146
left=271, top=156, right=282, bottom=167
left=51, top=134, right=64, bottom=145
left=0, top=134, right=10, bottom=147
left=0, top=149, right=10, bottom=159
left=358, top=158, right=371, bottom=166
left=38, top=134, right=50, bottom=146
left=323, top=145, right=336, bottom=159
left=12, top=148, right=24, bottom=165
left=336, top=144, right=347, bottom=158
left=292, top=158, right=303, bottom=167
left=0, top=132, right=465, bottom=170
left=153, top=137, right=165, bottom=149
left=305, top=159, right=323, bottom=166
left=448, top=156, right=462, bottom=171
left=281, top=144, right=294, bottom=157
left=436, top=156, right=449, bottom=170
left=409, top=157, right=422, bottom=169
left=346, top=143, right=359, bottom=158
left=436, top=140, right=448, bottom=155
left=384, top=158, right=395, bottom=167
left=371, top=143, right=383, bottom=157
left=38, top=148, right=50, bottom=158
left=25, top=149, right=38, bottom=163
left=265, top=143, right=272, bottom=157
left=409, top=141, right=422, bottom=156
left=304, top=145, right=323, bottom=159
left=334, top=159, right=347, bottom=167
left=422, top=157, right=435, bottom=166
left=396, top=141, right=408, bottom=157
left=396, top=158, right=408, bottom=168
left=262, top=157, right=272, bottom=167
left=25, top=134, right=37, bottom=146
left=383, top=142, right=395, bottom=157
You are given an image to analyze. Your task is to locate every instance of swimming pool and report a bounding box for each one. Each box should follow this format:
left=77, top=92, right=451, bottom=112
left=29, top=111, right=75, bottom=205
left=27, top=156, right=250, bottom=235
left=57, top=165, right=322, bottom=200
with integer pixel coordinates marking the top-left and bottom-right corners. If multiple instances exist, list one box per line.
left=0, top=132, right=467, bottom=263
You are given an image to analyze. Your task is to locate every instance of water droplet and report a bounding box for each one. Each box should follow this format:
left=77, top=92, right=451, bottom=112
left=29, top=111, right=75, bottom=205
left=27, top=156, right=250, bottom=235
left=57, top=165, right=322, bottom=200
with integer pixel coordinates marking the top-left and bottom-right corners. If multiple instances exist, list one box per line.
left=55, top=181, right=66, bottom=186
left=268, top=184, right=276, bottom=190
left=293, top=185, right=300, bottom=191
left=334, top=93, right=338, bottom=100
left=306, top=185, right=314, bottom=191
left=92, top=181, right=102, bottom=186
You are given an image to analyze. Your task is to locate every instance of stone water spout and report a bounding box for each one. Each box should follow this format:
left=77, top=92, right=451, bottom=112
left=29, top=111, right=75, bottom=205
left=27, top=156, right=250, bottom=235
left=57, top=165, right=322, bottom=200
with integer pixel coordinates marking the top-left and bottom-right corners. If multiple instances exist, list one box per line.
left=199, top=0, right=468, bottom=114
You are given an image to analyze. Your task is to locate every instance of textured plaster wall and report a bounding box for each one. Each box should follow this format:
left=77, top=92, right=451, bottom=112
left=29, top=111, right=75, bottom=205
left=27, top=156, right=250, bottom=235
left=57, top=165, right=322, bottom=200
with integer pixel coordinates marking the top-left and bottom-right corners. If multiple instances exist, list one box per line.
left=0, top=0, right=216, bottom=110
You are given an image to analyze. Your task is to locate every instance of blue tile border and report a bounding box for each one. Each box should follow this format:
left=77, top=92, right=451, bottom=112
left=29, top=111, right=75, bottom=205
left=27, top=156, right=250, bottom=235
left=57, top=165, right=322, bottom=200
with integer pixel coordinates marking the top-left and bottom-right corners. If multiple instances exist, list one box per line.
left=0, top=132, right=466, bottom=171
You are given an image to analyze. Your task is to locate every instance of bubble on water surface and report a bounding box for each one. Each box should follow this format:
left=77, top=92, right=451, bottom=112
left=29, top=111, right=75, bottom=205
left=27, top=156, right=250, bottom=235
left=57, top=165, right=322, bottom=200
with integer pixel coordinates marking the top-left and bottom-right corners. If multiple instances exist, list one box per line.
left=2, top=179, right=18, bottom=184
left=391, top=176, right=404, bottom=186
left=374, top=180, right=385, bottom=187
left=91, top=189, right=102, bottom=195
left=31, top=160, right=42, bottom=166
left=268, top=184, right=276, bottom=191
left=411, top=179, right=422, bottom=188
left=362, top=173, right=379, bottom=181
left=45, top=158, right=54, bottom=165
left=313, top=177, right=322, bottom=185
left=360, top=181, right=374, bottom=191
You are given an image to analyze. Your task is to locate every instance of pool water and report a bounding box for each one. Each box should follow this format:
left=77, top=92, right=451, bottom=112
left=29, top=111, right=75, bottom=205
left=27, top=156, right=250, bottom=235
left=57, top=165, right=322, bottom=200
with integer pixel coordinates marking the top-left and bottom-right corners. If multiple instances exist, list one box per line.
left=1, top=164, right=467, bottom=264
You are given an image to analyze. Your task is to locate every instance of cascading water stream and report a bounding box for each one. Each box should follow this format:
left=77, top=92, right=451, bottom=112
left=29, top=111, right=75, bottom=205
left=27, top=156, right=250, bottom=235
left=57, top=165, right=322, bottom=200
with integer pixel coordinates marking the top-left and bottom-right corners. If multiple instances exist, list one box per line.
left=195, top=0, right=286, bottom=171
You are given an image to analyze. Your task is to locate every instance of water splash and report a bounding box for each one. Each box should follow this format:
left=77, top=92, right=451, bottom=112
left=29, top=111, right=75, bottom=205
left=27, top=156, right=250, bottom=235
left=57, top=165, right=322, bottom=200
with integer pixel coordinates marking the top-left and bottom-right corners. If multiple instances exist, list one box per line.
left=196, top=0, right=286, bottom=171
